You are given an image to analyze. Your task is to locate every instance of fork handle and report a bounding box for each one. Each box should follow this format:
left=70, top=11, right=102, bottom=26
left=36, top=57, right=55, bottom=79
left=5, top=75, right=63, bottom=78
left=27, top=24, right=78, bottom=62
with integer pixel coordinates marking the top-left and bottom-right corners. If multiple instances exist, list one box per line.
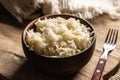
left=91, top=58, right=106, bottom=80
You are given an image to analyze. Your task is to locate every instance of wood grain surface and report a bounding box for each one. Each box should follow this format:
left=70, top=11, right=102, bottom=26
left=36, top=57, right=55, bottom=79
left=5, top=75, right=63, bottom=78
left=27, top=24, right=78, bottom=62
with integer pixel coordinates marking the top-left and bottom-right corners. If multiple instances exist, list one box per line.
left=0, top=5, right=120, bottom=80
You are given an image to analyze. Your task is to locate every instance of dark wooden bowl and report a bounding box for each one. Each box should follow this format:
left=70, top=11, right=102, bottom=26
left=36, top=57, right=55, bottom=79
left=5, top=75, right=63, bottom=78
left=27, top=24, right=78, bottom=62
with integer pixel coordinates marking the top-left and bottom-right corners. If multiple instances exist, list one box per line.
left=22, top=14, right=96, bottom=75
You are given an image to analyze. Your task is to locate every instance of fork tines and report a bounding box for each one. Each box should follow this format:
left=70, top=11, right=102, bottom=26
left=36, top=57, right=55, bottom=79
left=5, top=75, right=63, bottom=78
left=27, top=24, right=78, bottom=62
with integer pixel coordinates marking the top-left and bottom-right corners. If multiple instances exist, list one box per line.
left=105, top=29, right=118, bottom=45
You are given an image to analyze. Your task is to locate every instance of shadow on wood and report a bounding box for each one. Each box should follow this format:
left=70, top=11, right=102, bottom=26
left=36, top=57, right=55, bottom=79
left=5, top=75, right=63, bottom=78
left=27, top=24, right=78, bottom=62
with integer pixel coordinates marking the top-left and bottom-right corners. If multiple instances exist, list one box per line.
left=10, top=60, right=78, bottom=80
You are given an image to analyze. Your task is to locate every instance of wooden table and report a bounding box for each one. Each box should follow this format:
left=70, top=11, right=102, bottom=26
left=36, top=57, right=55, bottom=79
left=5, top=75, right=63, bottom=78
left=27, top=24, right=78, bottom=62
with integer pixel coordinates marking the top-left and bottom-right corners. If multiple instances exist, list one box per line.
left=0, top=5, right=120, bottom=80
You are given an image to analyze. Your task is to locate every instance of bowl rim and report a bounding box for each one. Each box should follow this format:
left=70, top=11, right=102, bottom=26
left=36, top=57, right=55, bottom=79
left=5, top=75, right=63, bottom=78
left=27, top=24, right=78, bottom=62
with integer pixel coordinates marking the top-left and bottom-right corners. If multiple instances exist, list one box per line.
left=22, top=14, right=96, bottom=59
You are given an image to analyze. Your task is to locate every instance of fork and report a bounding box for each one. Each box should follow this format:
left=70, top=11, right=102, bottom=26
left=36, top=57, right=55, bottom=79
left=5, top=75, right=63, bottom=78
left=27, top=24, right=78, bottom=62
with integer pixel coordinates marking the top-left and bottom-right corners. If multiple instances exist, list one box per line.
left=91, top=29, right=118, bottom=80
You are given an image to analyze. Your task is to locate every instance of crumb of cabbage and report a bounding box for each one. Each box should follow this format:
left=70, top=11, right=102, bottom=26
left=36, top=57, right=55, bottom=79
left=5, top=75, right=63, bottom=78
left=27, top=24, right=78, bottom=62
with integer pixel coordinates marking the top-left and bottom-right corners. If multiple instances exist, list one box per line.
left=26, top=17, right=91, bottom=57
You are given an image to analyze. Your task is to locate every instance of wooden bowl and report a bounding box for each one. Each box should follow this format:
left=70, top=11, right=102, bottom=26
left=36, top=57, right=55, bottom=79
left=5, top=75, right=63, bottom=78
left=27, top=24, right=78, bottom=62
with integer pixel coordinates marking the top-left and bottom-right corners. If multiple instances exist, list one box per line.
left=22, top=14, right=96, bottom=75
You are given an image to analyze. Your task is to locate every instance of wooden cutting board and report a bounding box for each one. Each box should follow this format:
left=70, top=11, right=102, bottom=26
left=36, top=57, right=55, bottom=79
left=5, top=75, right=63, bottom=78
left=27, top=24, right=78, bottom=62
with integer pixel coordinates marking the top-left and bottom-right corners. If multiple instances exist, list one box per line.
left=109, top=67, right=120, bottom=80
left=0, top=6, right=120, bottom=80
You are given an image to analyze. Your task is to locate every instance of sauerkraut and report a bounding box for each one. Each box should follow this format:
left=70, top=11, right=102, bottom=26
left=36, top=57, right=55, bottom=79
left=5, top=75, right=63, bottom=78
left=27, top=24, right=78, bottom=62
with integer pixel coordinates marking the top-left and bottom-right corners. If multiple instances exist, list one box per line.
left=26, top=17, right=91, bottom=57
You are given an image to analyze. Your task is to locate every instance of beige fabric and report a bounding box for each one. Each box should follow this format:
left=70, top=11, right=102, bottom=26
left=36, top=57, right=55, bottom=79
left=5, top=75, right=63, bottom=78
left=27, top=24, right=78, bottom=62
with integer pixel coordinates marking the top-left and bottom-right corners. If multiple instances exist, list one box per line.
left=1, top=0, right=120, bottom=23
left=42, top=0, right=120, bottom=20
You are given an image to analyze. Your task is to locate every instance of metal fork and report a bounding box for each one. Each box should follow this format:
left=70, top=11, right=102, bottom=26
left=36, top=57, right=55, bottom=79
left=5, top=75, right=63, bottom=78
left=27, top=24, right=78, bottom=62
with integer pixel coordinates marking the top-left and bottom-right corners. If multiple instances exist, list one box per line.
left=91, top=29, right=118, bottom=80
